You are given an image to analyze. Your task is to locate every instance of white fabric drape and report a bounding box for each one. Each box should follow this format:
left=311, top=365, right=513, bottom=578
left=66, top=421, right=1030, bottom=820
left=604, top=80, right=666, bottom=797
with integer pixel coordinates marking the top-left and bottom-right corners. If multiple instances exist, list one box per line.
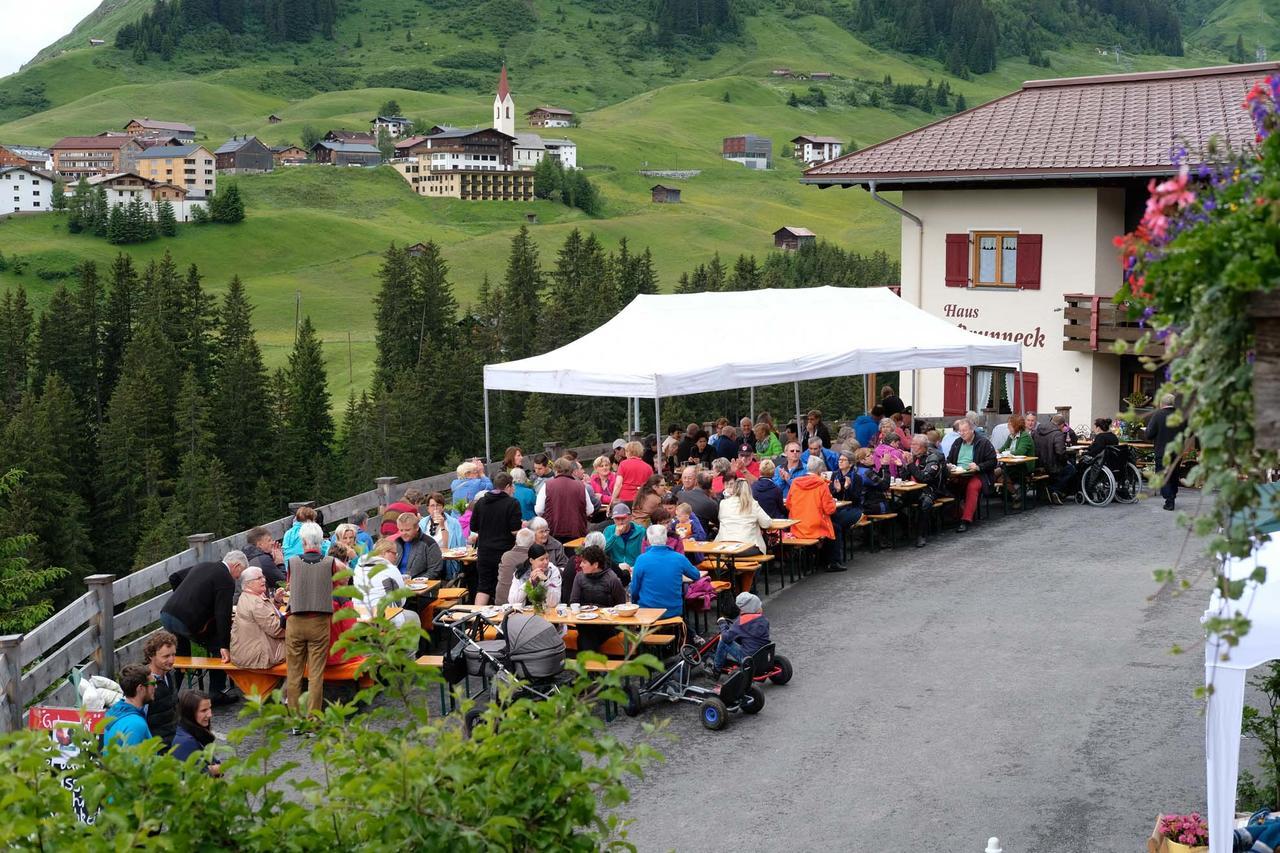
left=975, top=370, right=994, bottom=414
left=1003, top=371, right=1015, bottom=412
left=1206, top=666, right=1247, bottom=853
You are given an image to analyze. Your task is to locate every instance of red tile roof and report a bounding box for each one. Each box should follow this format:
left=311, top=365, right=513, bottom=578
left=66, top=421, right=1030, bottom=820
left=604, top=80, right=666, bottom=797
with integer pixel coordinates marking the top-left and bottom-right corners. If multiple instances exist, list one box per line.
left=528, top=106, right=573, bottom=115
left=803, top=62, right=1280, bottom=187
left=497, top=64, right=510, bottom=101
left=51, top=136, right=139, bottom=149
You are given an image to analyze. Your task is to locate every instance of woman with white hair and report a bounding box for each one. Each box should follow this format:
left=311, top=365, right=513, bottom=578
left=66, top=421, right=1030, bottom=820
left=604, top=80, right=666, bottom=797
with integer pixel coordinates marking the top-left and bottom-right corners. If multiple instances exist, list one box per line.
left=528, top=516, right=568, bottom=572
left=713, top=477, right=771, bottom=556
left=352, top=538, right=422, bottom=631
left=629, top=523, right=701, bottom=621
left=229, top=566, right=287, bottom=669
left=449, top=460, right=493, bottom=504
left=330, top=523, right=369, bottom=559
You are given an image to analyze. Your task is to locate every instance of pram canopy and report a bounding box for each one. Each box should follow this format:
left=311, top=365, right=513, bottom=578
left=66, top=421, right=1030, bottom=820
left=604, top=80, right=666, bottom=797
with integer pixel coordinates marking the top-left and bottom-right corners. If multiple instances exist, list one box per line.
left=503, top=613, right=565, bottom=680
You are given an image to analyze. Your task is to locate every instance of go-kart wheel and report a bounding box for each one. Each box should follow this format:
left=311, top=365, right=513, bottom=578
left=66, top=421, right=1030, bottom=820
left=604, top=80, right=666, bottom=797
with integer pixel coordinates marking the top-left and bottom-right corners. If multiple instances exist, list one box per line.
left=701, top=697, right=728, bottom=730
left=741, top=685, right=765, bottom=715
left=623, top=682, right=643, bottom=718
left=462, top=708, right=484, bottom=739
left=769, top=655, right=793, bottom=685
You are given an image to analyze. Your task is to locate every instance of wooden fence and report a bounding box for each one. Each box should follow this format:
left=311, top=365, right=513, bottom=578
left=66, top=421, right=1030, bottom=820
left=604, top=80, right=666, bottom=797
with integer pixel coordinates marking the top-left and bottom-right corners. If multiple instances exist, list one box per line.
left=0, top=442, right=610, bottom=732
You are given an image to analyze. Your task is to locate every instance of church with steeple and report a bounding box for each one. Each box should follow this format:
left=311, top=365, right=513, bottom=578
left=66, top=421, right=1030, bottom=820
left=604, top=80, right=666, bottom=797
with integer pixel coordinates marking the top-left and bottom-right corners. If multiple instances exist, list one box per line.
left=493, top=65, right=579, bottom=171
left=494, top=65, right=515, bottom=137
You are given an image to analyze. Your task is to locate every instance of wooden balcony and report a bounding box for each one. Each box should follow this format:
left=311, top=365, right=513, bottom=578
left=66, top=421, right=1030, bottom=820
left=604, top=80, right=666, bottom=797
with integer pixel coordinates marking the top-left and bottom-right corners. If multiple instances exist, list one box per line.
left=1062, top=293, right=1166, bottom=357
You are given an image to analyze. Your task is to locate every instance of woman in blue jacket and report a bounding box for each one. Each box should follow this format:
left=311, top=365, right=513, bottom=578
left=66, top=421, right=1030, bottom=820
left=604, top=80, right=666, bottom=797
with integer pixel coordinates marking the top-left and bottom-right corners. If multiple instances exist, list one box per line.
left=170, top=690, right=223, bottom=776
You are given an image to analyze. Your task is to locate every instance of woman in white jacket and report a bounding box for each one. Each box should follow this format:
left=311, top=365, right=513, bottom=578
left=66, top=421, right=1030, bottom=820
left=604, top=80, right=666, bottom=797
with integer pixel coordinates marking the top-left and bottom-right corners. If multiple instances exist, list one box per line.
left=714, top=477, right=772, bottom=556
left=353, top=539, right=422, bottom=630
left=506, top=543, right=562, bottom=608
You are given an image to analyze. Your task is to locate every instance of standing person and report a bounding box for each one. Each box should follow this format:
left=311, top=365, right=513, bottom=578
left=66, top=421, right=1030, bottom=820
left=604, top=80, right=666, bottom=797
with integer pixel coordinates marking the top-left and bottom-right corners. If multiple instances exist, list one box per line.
left=230, top=566, right=288, bottom=669
left=945, top=418, right=998, bottom=533
left=881, top=385, right=906, bottom=418
left=502, top=446, right=524, bottom=473
left=450, top=461, right=494, bottom=505
left=612, top=441, right=655, bottom=505
left=785, top=456, right=840, bottom=572
left=902, top=435, right=946, bottom=548
left=170, top=691, right=222, bottom=776
left=537, top=457, right=591, bottom=542
left=283, top=506, right=328, bottom=563
left=1146, top=394, right=1185, bottom=511
left=802, top=409, right=832, bottom=449
left=853, top=406, right=883, bottom=449
left=243, top=526, right=285, bottom=589
left=160, top=550, right=248, bottom=706
left=284, top=522, right=337, bottom=719
left=469, top=472, right=522, bottom=606
left=142, top=630, right=180, bottom=748
left=102, top=665, right=154, bottom=754
left=588, top=455, right=618, bottom=512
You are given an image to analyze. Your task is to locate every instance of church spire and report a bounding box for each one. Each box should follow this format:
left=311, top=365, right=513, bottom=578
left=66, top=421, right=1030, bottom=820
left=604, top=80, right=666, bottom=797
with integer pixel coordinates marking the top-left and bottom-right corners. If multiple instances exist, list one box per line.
left=497, top=64, right=510, bottom=102
left=494, top=64, right=515, bottom=137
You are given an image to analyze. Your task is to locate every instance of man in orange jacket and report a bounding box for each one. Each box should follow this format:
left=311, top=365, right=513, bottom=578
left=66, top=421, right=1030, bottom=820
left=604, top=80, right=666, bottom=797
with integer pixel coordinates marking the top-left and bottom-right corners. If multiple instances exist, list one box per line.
left=785, top=456, right=841, bottom=572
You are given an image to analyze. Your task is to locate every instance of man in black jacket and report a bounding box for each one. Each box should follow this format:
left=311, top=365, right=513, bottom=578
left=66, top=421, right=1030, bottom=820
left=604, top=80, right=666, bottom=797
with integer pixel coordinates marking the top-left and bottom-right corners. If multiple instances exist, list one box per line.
left=903, top=435, right=947, bottom=548
left=143, top=629, right=180, bottom=747
left=469, top=472, right=522, bottom=606
left=945, top=418, right=997, bottom=533
left=243, top=526, right=285, bottom=589
left=1032, top=414, right=1073, bottom=505
left=160, top=550, right=247, bottom=704
left=1146, top=394, right=1185, bottom=511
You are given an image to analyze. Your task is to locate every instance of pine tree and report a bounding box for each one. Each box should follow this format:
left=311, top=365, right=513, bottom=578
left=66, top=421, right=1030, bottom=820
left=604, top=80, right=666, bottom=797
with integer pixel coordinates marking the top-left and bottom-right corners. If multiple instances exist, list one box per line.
left=31, top=286, right=78, bottom=396
left=0, top=286, right=33, bottom=407
left=612, top=237, right=638, bottom=306
left=132, top=495, right=185, bottom=569
left=706, top=253, right=727, bottom=292
left=92, top=188, right=109, bottom=238
left=172, top=263, right=217, bottom=386
left=0, top=470, right=71, bottom=632
left=413, top=241, right=459, bottom=359
left=371, top=243, right=419, bottom=388
left=157, top=200, right=177, bottom=236
left=729, top=254, right=761, bottom=291
left=107, top=203, right=128, bottom=244
left=635, top=247, right=659, bottom=296
left=71, top=261, right=106, bottom=427
left=211, top=183, right=245, bottom=223
left=954, top=93, right=967, bottom=113
left=51, top=180, right=66, bottom=212
left=533, top=155, right=562, bottom=200
left=101, top=253, right=138, bottom=401
left=281, top=317, right=334, bottom=493
left=498, top=226, right=543, bottom=361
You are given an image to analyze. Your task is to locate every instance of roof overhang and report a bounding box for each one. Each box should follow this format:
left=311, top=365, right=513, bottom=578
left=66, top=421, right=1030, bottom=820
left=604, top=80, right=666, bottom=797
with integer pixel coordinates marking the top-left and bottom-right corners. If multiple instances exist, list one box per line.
left=801, top=166, right=1178, bottom=191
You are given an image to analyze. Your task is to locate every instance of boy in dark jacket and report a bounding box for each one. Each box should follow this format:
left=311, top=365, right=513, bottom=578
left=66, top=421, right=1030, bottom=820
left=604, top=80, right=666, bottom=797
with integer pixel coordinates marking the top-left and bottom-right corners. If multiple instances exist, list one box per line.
left=712, top=592, right=770, bottom=672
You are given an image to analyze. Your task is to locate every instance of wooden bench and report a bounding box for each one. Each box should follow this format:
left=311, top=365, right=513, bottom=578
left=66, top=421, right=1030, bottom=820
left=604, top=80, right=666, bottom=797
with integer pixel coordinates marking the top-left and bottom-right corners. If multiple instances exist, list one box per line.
left=173, top=655, right=371, bottom=699
left=780, top=537, right=819, bottom=580
left=864, top=513, right=898, bottom=550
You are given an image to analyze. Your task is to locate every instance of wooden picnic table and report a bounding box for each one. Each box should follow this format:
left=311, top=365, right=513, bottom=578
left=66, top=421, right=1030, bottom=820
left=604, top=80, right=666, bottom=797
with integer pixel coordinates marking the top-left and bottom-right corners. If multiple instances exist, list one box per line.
left=890, top=481, right=926, bottom=494
left=767, top=518, right=798, bottom=530
left=1122, top=441, right=1154, bottom=450
left=683, top=539, right=755, bottom=591
left=443, top=547, right=477, bottom=564
left=445, top=603, right=666, bottom=628
left=562, top=537, right=586, bottom=550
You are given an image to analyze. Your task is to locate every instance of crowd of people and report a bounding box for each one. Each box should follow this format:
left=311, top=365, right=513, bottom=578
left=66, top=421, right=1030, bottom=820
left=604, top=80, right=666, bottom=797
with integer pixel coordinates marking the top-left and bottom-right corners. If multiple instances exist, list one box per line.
left=102, top=384, right=1182, bottom=755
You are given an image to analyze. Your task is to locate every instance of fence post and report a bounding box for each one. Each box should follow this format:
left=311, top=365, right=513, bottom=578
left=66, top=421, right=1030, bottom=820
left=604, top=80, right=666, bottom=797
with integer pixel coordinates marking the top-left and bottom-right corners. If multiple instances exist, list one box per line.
left=84, top=574, right=117, bottom=680
left=542, top=441, right=563, bottom=460
left=0, top=634, right=23, bottom=733
left=187, top=533, right=215, bottom=562
left=375, top=477, right=398, bottom=507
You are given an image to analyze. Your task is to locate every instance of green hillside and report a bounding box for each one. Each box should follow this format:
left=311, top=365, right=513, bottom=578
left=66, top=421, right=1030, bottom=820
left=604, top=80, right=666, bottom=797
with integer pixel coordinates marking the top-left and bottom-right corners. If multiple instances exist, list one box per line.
left=0, top=0, right=1227, bottom=405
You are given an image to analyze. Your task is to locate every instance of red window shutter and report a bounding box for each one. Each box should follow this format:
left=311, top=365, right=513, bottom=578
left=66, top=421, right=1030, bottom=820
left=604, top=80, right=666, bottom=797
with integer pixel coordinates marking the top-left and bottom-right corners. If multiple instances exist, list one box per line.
left=945, top=233, right=969, bottom=287
left=1016, top=234, right=1042, bottom=290
left=943, top=367, right=968, bottom=416
left=1012, top=371, right=1039, bottom=414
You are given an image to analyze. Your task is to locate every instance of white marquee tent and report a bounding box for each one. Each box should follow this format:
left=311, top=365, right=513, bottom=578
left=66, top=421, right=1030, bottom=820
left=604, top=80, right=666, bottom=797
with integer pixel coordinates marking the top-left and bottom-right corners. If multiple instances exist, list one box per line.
left=1205, top=531, right=1280, bottom=853
left=481, top=286, right=1022, bottom=461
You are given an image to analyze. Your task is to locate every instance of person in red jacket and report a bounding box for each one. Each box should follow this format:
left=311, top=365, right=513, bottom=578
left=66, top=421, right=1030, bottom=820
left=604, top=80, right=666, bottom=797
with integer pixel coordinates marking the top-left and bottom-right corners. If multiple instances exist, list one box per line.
left=785, top=456, right=840, bottom=572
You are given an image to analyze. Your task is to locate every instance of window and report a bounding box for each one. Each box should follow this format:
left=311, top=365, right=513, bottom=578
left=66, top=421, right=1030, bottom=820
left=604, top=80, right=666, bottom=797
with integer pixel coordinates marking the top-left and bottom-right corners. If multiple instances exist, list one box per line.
left=974, top=231, right=1018, bottom=286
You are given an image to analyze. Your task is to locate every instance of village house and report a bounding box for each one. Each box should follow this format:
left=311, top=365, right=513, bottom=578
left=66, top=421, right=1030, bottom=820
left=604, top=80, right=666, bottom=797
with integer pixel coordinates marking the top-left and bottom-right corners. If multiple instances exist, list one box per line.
left=771, top=68, right=792, bottom=77
left=88, top=38, right=105, bottom=46
left=393, top=127, right=515, bottom=170
left=50, top=136, right=143, bottom=179
left=271, top=145, right=309, bottom=166
left=214, top=136, right=274, bottom=173
left=371, top=115, right=413, bottom=138
left=1, top=165, right=55, bottom=214
left=81, top=172, right=204, bottom=221
left=0, top=144, right=51, bottom=170
left=651, top=184, right=681, bottom=203
left=542, top=138, right=577, bottom=170
left=802, top=61, right=1276, bottom=423
left=810, top=71, right=834, bottom=80
left=324, top=129, right=376, bottom=145
left=0, top=146, right=29, bottom=169
left=267, top=114, right=283, bottom=124
left=773, top=226, right=816, bottom=250
left=123, top=118, right=196, bottom=143
left=526, top=106, right=574, bottom=128
left=133, top=134, right=184, bottom=150
left=133, top=144, right=217, bottom=197
left=723, top=135, right=772, bottom=169
left=513, top=133, right=546, bottom=169
left=310, top=139, right=381, bottom=167
left=791, top=135, right=843, bottom=165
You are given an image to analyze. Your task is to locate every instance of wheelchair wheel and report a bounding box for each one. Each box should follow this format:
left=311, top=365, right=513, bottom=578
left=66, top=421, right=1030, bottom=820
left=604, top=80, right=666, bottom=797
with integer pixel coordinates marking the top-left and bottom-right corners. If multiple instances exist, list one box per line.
left=1114, top=462, right=1142, bottom=504
left=1080, top=465, right=1116, bottom=507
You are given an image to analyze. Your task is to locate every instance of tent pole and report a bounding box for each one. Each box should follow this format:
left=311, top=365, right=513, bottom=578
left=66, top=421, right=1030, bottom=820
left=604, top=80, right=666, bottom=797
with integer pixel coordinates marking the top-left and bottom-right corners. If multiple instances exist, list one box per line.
left=1018, top=360, right=1026, bottom=415
left=654, top=395, right=662, bottom=474
left=483, top=387, right=492, bottom=463
left=635, top=397, right=642, bottom=436
left=749, top=386, right=755, bottom=421
left=793, top=381, right=801, bottom=437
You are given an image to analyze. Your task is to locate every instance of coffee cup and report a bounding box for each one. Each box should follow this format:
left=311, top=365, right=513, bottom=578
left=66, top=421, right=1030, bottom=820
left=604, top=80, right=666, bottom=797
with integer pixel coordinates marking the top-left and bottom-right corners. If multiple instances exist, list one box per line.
left=570, top=602, right=581, bottom=612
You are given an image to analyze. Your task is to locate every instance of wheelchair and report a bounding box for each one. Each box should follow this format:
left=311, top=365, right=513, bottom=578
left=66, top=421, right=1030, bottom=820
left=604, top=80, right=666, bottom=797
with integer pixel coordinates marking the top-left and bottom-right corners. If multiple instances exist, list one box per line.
left=1075, top=444, right=1142, bottom=507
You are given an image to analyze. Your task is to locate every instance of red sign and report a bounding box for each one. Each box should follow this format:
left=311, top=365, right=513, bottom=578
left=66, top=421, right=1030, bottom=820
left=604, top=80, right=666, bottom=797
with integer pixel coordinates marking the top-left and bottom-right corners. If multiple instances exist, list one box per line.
left=28, top=706, right=104, bottom=732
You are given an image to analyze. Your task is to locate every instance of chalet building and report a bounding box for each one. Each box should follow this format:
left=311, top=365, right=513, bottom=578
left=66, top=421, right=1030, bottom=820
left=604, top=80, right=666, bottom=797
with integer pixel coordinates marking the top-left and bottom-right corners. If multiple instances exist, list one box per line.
left=3, top=145, right=52, bottom=170
left=723, top=135, right=772, bottom=169
left=771, top=68, right=791, bottom=76
left=124, top=118, right=196, bottom=142
left=406, top=242, right=430, bottom=256
left=323, top=129, right=376, bottom=145
left=311, top=140, right=381, bottom=167
left=773, top=226, right=815, bottom=250
left=526, top=106, right=573, bottom=128
left=50, top=136, right=143, bottom=178
left=0, top=146, right=29, bottom=169
left=134, top=145, right=217, bottom=197
left=802, top=62, right=1277, bottom=423
left=135, top=134, right=184, bottom=150
left=271, top=145, right=309, bottom=166
left=214, top=136, right=274, bottom=172
left=82, top=172, right=203, bottom=221
left=395, top=127, right=516, bottom=170
left=89, top=38, right=105, bottom=46
left=1, top=166, right=54, bottom=214
left=651, top=184, right=681, bottom=203
left=791, top=135, right=843, bottom=165
left=371, top=116, right=413, bottom=138
left=268, top=114, right=283, bottom=124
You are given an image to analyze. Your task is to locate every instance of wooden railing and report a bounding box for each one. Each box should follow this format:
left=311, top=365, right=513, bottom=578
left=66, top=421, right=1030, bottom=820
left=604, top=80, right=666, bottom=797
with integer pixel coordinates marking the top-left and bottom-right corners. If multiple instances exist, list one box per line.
left=0, top=442, right=610, bottom=732
left=1062, top=293, right=1166, bottom=357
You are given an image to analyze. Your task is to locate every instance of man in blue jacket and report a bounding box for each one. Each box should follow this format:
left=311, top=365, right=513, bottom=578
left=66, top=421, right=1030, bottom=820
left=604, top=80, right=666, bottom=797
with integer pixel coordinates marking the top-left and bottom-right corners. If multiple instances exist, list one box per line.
left=773, top=441, right=807, bottom=499
left=102, top=665, right=155, bottom=754
left=630, top=524, right=701, bottom=621
left=853, top=406, right=883, bottom=449
left=800, top=435, right=839, bottom=473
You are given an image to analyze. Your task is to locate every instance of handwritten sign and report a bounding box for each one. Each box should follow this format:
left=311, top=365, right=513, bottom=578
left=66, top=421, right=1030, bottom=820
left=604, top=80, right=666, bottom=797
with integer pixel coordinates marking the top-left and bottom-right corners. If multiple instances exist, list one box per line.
left=28, top=706, right=103, bottom=825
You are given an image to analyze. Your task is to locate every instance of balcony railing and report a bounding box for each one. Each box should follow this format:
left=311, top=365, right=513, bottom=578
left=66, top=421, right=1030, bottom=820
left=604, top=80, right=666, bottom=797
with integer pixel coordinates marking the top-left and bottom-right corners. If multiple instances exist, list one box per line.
left=1062, top=293, right=1166, bottom=357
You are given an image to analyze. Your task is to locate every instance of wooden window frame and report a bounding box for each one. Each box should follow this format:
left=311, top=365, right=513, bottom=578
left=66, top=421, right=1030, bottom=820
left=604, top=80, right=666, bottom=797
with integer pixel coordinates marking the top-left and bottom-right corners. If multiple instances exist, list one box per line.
left=972, top=230, right=1019, bottom=288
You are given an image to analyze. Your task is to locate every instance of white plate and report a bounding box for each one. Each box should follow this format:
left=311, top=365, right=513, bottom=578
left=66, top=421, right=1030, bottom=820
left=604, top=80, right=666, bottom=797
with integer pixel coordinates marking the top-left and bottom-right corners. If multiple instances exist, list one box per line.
left=576, top=612, right=599, bottom=620
left=578, top=604, right=598, bottom=612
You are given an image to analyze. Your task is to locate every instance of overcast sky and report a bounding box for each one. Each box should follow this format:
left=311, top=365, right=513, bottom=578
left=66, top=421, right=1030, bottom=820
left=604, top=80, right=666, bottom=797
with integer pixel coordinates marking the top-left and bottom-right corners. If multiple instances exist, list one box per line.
left=0, top=0, right=101, bottom=79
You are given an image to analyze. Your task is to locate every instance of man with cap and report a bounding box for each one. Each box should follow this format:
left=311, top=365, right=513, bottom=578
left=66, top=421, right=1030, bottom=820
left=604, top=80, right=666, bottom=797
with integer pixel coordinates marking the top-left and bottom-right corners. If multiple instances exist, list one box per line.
left=712, top=592, right=771, bottom=673
left=602, top=503, right=643, bottom=577
left=610, top=439, right=628, bottom=467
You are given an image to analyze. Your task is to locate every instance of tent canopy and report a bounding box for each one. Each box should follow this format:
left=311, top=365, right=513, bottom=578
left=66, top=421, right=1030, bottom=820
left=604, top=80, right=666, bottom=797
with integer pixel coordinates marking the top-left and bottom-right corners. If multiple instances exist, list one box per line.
left=1205, top=529, right=1280, bottom=853
left=483, top=286, right=1023, bottom=398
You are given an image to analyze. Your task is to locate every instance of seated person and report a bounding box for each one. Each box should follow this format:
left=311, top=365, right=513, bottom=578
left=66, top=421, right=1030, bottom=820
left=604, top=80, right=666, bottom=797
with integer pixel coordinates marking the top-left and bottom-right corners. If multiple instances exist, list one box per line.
left=450, top=460, right=494, bottom=505
left=507, top=543, right=562, bottom=608
left=799, top=436, right=839, bottom=475
left=602, top=503, right=642, bottom=581
left=945, top=417, right=998, bottom=533
left=995, top=414, right=1036, bottom=506
left=712, top=592, right=771, bottom=673
left=901, top=435, right=947, bottom=548
left=102, top=665, right=154, bottom=754
left=872, top=430, right=908, bottom=479
left=752, top=459, right=787, bottom=519
left=170, top=690, right=223, bottom=776
left=785, top=456, right=840, bottom=572
left=630, top=524, right=701, bottom=621
left=675, top=502, right=707, bottom=541
left=330, top=523, right=369, bottom=560
left=685, top=431, right=718, bottom=468
left=353, top=539, right=422, bottom=630
left=713, top=477, right=771, bottom=557
left=1081, top=417, right=1119, bottom=463
left=569, top=544, right=628, bottom=654
left=854, top=447, right=892, bottom=514
left=229, top=566, right=287, bottom=669
left=829, top=450, right=864, bottom=561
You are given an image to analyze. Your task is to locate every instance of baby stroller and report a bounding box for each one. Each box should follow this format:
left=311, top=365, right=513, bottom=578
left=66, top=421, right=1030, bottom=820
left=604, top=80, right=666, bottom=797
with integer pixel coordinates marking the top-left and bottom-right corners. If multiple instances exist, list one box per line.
left=1076, top=444, right=1142, bottom=507
left=434, top=606, right=575, bottom=736
left=622, top=643, right=764, bottom=730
